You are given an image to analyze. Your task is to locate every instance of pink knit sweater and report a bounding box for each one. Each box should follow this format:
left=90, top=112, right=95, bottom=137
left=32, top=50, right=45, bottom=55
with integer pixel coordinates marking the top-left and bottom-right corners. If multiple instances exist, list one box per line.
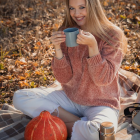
left=51, top=33, right=123, bottom=110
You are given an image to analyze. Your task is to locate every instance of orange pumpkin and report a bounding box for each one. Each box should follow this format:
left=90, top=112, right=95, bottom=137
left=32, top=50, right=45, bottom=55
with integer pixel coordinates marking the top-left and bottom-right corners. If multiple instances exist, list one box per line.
left=24, top=111, right=67, bottom=140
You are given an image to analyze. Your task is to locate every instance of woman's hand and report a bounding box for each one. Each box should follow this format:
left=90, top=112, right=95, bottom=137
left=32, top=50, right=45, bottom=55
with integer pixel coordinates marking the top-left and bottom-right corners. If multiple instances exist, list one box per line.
left=77, top=30, right=99, bottom=57
left=50, top=31, right=66, bottom=49
left=77, top=29, right=97, bottom=48
left=50, top=31, right=65, bottom=59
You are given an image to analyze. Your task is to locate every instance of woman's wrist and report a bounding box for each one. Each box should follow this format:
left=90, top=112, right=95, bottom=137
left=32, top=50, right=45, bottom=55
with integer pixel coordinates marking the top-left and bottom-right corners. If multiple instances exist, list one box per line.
left=55, top=48, right=61, bottom=51
left=88, top=43, right=99, bottom=57
left=54, top=45, right=63, bottom=59
left=54, top=45, right=62, bottom=51
left=54, top=44, right=61, bottom=49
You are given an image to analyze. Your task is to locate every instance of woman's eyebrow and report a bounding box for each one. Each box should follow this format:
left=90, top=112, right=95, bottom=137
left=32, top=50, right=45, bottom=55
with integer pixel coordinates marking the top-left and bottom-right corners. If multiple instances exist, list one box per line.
left=79, top=4, right=85, bottom=6
left=69, top=4, right=85, bottom=7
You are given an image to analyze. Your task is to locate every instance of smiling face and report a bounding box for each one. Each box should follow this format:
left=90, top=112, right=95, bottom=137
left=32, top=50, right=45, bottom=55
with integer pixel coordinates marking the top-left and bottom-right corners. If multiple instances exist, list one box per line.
left=69, top=0, right=87, bottom=30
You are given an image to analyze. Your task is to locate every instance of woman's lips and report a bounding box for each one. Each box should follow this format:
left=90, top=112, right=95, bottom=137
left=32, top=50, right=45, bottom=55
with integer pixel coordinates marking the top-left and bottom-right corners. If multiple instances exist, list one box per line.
left=76, top=17, right=85, bottom=21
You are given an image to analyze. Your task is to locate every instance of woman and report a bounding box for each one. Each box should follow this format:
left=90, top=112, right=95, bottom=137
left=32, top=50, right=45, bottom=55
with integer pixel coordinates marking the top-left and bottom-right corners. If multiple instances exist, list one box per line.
left=13, top=0, right=127, bottom=139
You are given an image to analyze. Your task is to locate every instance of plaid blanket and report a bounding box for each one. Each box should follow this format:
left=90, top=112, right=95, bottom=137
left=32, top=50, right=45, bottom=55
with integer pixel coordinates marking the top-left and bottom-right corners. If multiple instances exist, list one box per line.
left=0, top=71, right=140, bottom=140
left=0, top=104, right=31, bottom=140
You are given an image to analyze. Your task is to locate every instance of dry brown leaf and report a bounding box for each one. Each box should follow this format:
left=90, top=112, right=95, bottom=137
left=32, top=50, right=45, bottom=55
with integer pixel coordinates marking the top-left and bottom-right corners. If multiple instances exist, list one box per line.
left=19, top=81, right=29, bottom=88
left=15, top=60, right=27, bottom=65
left=33, top=62, right=38, bottom=67
left=25, top=73, right=30, bottom=78
left=34, top=46, right=39, bottom=49
left=35, top=71, right=41, bottom=75
left=28, top=8, right=33, bottom=11
left=18, top=76, right=26, bottom=81
left=124, top=29, right=130, bottom=32
left=103, top=1, right=108, bottom=6
left=36, top=41, right=41, bottom=46
left=124, top=66, right=130, bottom=70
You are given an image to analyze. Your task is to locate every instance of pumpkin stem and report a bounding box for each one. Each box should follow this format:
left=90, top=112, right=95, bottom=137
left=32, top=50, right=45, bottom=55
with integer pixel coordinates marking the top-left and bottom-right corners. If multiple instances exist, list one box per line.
left=39, top=110, right=52, bottom=119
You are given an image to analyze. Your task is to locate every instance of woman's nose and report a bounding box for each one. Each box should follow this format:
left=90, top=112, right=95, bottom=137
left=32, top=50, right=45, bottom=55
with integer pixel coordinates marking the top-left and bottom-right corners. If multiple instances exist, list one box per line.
left=74, top=10, right=81, bottom=16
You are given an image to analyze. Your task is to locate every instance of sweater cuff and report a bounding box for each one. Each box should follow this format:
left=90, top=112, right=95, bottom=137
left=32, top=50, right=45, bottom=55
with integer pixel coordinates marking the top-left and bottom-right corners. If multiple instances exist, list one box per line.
left=53, top=55, right=69, bottom=68
left=86, top=53, right=102, bottom=66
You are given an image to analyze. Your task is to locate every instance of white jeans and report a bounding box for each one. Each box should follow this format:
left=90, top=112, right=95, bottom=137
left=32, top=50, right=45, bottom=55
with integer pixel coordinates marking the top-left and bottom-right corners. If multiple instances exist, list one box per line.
left=13, top=87, right=119, bottom=140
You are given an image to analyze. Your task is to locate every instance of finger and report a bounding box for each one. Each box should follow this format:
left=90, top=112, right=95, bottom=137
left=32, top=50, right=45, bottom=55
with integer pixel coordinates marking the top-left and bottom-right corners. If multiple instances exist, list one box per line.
left=79, top=29, right=83, bottom=35
left=50, top=35, right=65, bottom=43
left=83, top=31, right=88, bottom=35
left=55, top=33, right=66, bottom=38
left=77, top=34, right=85, bottom=40
left=51, top=34, right=66, bottom=40
left=77, top=38, right=84, bottom=44
left=53, top=40, right=65, bottom=45
left=78, top=30, right=86, bottom=39
left=52, top=31, right=64, bottom=36
left=77, top=36, right=83, bottom=42
left=52, top=31, right=64, bottom=35
left=83, top=31, right=90, bottom=36
left=81, top=31, right=88, bottom=36
left=81, top=30, right=85, bottom=35
left=52, top=37, right=65, bottom=43
left=76, top=39, right=80, bottom=44
left=80, top=30, right=90, bottom=36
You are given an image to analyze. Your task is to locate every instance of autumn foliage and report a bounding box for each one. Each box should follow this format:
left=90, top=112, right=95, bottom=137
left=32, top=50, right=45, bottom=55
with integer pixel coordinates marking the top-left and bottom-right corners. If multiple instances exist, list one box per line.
left=0, top=0, right=140, bottom=105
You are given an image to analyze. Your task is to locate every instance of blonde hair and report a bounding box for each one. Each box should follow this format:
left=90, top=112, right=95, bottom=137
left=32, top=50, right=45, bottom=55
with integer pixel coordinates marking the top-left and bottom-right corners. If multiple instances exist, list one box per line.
left=60, top=0, right=127, bottom=54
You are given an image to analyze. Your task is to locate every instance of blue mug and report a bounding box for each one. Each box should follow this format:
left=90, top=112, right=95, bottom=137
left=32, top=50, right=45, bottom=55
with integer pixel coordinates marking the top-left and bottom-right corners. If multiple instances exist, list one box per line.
left=63, top=28, right=79, bottom=47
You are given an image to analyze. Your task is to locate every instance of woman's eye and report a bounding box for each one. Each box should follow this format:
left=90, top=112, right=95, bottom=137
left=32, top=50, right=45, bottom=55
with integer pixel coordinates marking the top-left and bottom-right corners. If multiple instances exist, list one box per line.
left=80, top=6, right=85, bottom=9
left=69, top=7, right=74, bottom=10
left=69, top=6, right=85, bottom=10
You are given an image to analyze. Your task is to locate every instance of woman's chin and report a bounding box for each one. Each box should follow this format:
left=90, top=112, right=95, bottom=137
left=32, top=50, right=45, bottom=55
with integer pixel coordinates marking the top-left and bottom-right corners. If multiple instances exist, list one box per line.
left=77, top=24, right=86, bottom=30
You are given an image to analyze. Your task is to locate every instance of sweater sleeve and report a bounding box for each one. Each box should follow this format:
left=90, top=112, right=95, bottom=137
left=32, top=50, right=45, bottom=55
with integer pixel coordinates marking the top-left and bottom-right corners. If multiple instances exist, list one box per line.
left=86, top=36, right=123, bottom=86
left=51, top=43, right=73, bottom=84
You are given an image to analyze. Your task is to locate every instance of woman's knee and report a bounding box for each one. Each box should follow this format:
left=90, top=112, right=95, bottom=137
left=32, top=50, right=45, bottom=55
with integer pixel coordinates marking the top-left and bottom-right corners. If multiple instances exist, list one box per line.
left=13, top=90, right=23, bottom=110
left=13, top=89, right=32, bottom=110
left=71, top=120, right=99, bottom=140
left=13, top=88, right=37, bottom=109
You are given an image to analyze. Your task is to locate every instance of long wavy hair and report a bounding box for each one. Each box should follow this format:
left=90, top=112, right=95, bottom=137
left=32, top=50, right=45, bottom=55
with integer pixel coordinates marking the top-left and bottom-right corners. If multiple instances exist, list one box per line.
left=60, top=0, right=127, bottom=54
